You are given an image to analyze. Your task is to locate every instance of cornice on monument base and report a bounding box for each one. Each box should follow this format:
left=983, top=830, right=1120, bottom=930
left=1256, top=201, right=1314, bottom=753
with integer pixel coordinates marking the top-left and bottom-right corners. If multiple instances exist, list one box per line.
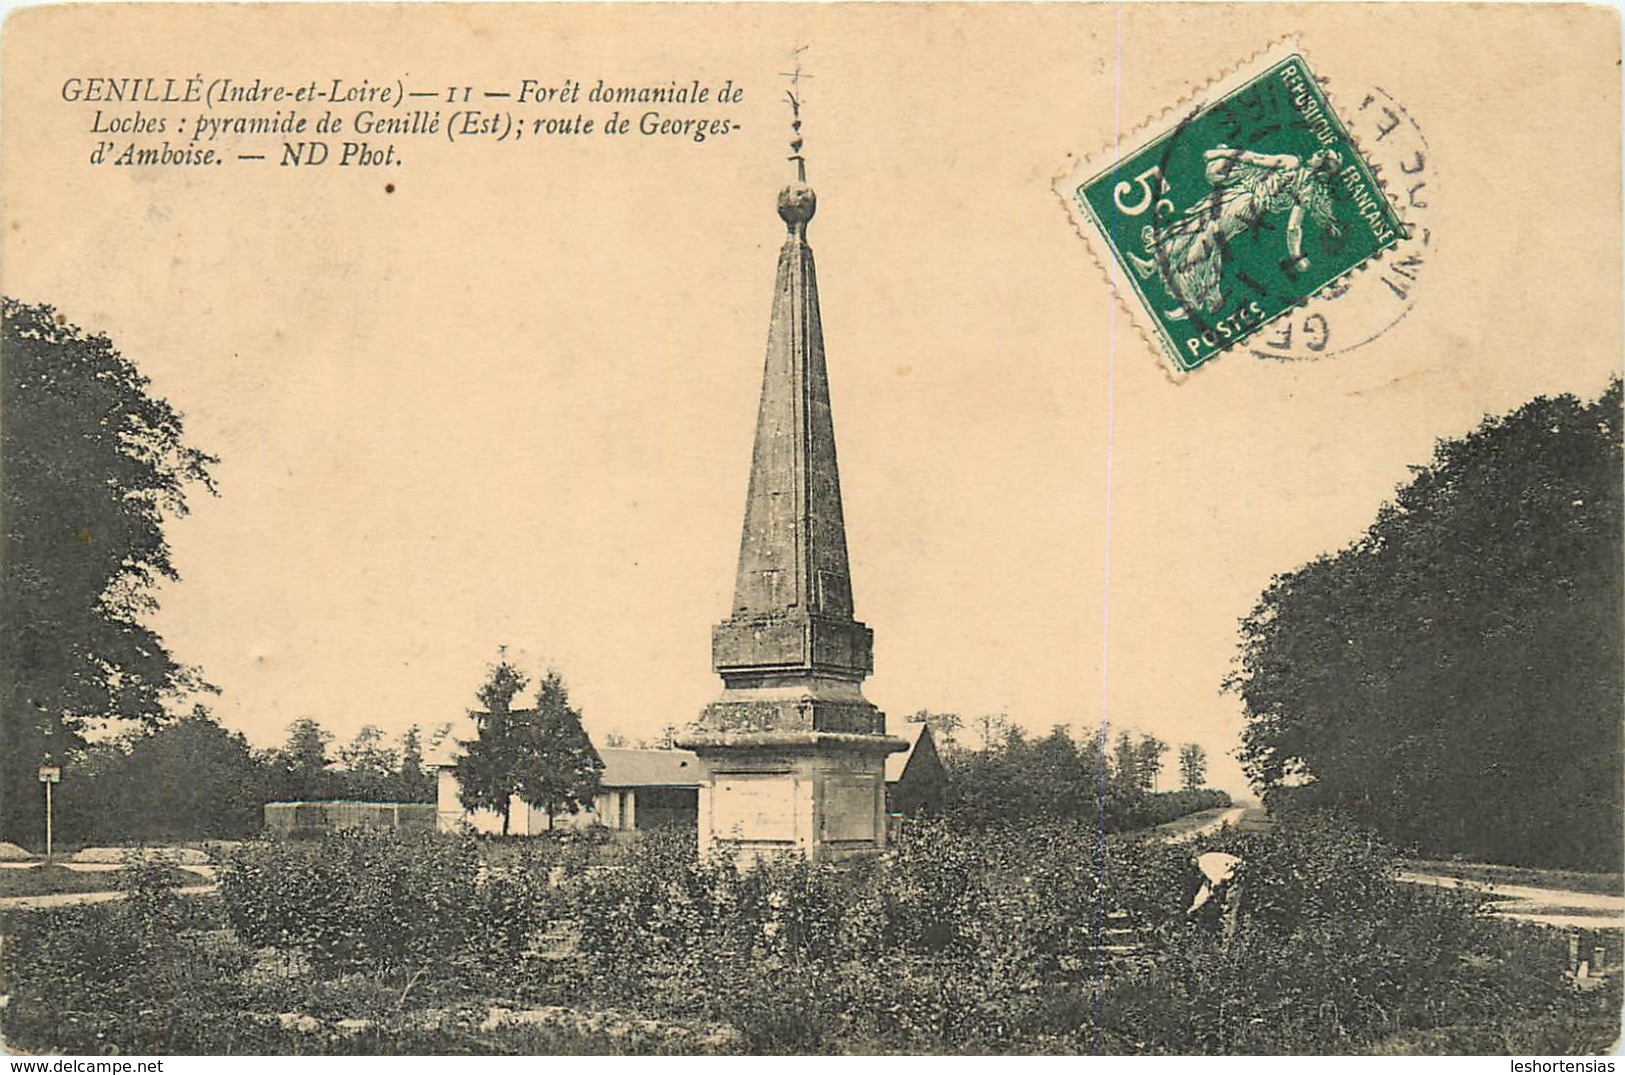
left=679, top=728, right=908, bottom=756
left=680, top=690, right=906, bottom=866
left=690, top=684, right=893, bottom=739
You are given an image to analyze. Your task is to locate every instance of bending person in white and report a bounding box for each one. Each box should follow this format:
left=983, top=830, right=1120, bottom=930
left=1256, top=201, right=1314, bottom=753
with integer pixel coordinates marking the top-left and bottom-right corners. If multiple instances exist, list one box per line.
left=1188, top=851, right=1243, bottom=918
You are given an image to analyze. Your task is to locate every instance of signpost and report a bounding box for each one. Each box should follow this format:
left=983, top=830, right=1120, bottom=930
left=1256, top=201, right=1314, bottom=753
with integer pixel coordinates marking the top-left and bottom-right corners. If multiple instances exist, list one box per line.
left=38, top=765, right=60, bottom=864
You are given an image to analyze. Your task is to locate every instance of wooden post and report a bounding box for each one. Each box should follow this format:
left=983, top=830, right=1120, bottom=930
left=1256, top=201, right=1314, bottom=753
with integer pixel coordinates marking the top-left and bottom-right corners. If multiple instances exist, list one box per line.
left=1221, top=882, right=1242, bottom=945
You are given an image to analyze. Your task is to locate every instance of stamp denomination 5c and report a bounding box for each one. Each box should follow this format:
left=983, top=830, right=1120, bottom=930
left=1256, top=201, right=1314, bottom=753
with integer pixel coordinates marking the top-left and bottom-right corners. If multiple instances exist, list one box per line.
left=1059, top=43, right=1407, bottom=375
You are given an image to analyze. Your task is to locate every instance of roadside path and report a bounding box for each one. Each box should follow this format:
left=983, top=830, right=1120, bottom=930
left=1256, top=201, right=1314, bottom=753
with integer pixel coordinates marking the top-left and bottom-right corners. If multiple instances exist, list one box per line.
left=1398, top=871, right=1624, bottom=930
left=1162, top=806, right=1247, bottom=844
left=0, top=865, right=218, bottom=911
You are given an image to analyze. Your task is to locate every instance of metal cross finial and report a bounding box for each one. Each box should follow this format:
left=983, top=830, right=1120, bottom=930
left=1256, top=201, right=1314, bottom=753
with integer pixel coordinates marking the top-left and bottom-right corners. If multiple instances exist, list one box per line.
left=779, top=44, right=812, bottom=183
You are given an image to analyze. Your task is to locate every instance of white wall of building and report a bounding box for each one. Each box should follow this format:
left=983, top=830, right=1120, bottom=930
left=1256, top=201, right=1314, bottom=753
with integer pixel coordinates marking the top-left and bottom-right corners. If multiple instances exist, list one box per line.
left=436, top=767, right=639, bottom=834
left=435, top=767, right=605, bottom=835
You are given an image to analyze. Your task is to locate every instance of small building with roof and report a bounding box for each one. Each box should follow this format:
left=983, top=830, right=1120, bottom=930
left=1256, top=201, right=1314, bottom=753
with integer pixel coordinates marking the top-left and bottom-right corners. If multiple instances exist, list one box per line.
left=431, top=725, right=703, bottom=835
left=591, top=747, right=704, bottom=830
left=885, top=722, right=948, bottom=817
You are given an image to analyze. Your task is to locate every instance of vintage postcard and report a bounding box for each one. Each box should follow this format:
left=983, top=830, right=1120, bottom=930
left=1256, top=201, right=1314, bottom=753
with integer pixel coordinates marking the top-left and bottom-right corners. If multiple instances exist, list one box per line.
left=0, top=2, right=1619, bottom=1059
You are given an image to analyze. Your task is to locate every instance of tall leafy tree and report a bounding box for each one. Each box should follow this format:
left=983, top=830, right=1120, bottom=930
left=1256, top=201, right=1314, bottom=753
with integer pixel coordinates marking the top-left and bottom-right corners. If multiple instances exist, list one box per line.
left=394, top=724, right=434, bottom=802
left=266, top=716, right=335, bottom=801
left=336, top=723, right=396, bottom=801
left=972, top=712, right=1013, bottom=750
left=280, top=717, right=332, bottom=773
left=1135, top=734, right=1168, bottom=792
left=1229, top=381, right=1623, bottom=869
left=1111, top=731, right=1141, bottom=792
left=943, top=724, right=1038, bottom=824
left=56, top=704, right=265, bottom=843
left=1, top=299, right=217, bottom=842
left=1178, top=743, right=1208, bottom=791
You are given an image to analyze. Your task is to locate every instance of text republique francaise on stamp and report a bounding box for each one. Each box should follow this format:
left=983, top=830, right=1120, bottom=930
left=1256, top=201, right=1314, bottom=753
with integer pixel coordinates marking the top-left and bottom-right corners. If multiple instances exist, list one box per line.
left=1059, top=43, right=1407, bottom=375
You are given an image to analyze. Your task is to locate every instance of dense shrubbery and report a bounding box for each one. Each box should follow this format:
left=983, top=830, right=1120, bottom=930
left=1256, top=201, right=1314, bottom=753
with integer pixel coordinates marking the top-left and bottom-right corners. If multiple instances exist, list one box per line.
left=217, top=830, right=540, bottom=981
left=1, top=859, right=246, bottom=1054
left=50, top=710, right=268, bottom=846
left=557, top=818, right=1612, bottom=1053
left=1123, top=788, right=1233, bottom=831
left=1100, top=819, right=1605, bottom=1053
left=566, top=822, right=1065, bottom=1049
left=4, top=819, right=1619, bottom=1055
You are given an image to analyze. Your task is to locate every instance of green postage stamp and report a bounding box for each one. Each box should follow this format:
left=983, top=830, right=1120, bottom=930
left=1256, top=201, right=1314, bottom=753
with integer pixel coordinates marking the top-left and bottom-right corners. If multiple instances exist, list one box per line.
left=1059, top=43, right=1406, bottom=374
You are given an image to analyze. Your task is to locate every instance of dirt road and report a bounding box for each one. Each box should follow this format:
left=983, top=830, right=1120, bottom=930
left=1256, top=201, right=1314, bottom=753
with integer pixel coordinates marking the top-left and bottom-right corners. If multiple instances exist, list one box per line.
left=0, top=882, right=217, bottom=912
left=1398, top=871, right=1624, bottom=930
left=1162, top=806, right=1248, bottom=844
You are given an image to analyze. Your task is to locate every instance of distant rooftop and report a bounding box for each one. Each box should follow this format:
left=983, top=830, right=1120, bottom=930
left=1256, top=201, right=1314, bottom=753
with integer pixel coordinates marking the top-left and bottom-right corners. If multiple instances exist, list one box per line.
left=885, top=722, right=931, bottom=783
left=429, top=719, right=702, bottom=789
left=599, top=747, right=702, bottom=788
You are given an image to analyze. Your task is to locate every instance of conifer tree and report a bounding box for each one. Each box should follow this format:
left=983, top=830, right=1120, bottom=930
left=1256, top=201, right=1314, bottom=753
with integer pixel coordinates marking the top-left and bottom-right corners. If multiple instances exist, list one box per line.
left=456, top=652, right=529, bottom=835
left=515, top=671, right=603, bottom=829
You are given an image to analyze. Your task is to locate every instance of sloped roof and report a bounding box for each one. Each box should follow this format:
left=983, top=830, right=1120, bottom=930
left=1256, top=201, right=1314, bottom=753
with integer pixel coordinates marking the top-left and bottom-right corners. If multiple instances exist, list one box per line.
left=886, top=722, right=930, bottom=783
left=599, top=748, right=703, bottom=788
left=424, top=713, right=485, bottom=769
left=431, top=721, right=702, bottom=789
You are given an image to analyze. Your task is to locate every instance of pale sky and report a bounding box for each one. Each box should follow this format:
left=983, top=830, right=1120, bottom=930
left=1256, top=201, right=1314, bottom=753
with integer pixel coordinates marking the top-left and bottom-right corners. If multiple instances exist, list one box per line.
left=3, top=4, right=1618, bottom=795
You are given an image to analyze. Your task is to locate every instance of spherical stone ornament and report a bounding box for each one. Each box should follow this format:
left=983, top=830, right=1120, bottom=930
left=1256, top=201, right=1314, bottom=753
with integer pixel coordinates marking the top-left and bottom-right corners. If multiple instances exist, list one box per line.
left=778, top=183, right=817, bottom=227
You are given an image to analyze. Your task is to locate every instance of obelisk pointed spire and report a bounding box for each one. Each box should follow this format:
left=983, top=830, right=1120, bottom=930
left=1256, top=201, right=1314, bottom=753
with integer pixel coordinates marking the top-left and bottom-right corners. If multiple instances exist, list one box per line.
left=709, top=55, right=874, bottom=689
left=683, top=53, right=903, bottom=866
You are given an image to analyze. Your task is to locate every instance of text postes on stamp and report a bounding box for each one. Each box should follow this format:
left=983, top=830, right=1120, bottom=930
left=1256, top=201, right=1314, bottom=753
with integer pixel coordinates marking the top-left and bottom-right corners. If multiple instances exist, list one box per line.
left=1059, top=44, right=1407, bottom=375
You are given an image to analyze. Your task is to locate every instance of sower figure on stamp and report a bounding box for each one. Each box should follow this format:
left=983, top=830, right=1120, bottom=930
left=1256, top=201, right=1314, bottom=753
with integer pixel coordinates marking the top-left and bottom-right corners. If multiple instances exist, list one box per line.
left=1129, top=146, right=1344, bottom=319
left=1187, top=850, right=1245, bottom=943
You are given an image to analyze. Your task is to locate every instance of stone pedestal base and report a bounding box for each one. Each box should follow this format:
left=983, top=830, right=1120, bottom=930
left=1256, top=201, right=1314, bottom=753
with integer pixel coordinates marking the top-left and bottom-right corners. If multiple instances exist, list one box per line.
left=679, top=730, right=905, bottom=864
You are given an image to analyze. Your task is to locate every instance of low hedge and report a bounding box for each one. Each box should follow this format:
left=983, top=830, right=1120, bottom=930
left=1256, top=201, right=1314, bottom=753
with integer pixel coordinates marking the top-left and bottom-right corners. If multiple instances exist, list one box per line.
left=4, top=818, right=1619, bottom=1055
left=216, top=830, right=540, bottom=981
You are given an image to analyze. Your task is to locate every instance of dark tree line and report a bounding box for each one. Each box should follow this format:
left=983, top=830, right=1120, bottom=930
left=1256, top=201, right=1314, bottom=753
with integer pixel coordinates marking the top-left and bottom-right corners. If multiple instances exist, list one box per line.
left=1230, top=380, right=1623, bottom=870
left=933, top=718, right=1228, bottom=831
left=39, top=711, right=439, bottom=847
left=263, top=716, right=439, bottom=805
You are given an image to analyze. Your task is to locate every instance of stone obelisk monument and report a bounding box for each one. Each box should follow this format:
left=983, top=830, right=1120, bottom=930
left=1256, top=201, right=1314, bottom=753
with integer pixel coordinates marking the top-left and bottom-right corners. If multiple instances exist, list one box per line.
left=680, top=83, right=904, bottom=864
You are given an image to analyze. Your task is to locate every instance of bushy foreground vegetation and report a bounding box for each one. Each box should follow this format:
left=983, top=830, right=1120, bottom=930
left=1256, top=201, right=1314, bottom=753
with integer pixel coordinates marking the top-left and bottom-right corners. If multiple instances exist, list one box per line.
left=2, top=820, right=1618, bottom=1055
left=217, top=832, right=540, bottom=982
